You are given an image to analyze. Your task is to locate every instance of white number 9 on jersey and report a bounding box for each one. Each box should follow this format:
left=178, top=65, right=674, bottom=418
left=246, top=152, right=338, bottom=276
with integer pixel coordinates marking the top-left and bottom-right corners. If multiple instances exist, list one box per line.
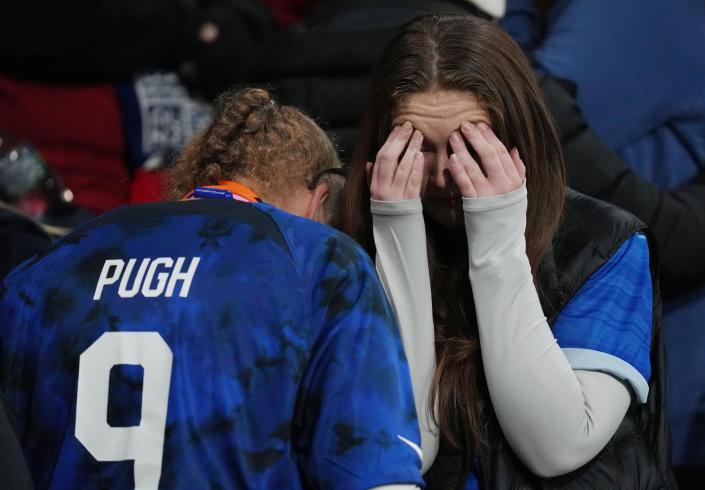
left=76, top=332, right=173, bottom=490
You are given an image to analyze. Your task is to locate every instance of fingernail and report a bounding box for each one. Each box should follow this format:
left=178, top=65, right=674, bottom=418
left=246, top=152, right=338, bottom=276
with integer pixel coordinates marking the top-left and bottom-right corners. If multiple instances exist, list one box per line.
left=450, top=131, right=461, bottom=142
left=403, top=121, right=412, bottom=131
left=413, top=130, right=423, bottom=140
left=461, top=122, right=473, bottom=132
left=477, top=122, right=490, bottom=131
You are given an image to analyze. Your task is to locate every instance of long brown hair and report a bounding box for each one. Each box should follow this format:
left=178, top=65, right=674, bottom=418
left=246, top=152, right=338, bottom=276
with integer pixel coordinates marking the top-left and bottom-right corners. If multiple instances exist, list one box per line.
left=339, top=15, right=565, bottom=454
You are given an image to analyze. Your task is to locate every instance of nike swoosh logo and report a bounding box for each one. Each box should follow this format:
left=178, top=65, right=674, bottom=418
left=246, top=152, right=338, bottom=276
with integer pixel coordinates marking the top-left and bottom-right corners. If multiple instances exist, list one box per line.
left=397, top=434, right=423, bottom=462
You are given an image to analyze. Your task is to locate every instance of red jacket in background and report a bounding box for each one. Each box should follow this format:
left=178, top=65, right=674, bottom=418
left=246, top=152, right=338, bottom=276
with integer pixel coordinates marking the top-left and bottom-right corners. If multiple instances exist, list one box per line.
left=0, top=75, right=129, bottom=216
left=263, top=0, right=323, bottom=27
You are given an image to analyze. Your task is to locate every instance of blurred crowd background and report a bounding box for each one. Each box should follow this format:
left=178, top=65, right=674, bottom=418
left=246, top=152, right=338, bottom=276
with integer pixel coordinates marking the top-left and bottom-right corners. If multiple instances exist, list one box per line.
left=0, top=0, right=703, bottom=487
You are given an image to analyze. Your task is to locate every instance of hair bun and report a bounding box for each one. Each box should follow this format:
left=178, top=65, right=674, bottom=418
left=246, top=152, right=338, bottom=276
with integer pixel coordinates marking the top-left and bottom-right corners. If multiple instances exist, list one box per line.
left=215, top=88, right=278, bottom=135
left=171, top=85, right=340, bottom=200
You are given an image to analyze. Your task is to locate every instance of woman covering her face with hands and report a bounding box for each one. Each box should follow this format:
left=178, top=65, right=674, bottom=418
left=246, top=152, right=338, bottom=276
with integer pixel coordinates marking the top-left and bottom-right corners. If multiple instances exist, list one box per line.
left=341, top=14, right=670, bottom=490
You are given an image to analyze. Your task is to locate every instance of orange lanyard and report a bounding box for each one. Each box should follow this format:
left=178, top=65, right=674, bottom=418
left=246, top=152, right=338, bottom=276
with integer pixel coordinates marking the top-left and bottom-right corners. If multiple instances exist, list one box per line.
left=182, top=180, right=260, bottom=203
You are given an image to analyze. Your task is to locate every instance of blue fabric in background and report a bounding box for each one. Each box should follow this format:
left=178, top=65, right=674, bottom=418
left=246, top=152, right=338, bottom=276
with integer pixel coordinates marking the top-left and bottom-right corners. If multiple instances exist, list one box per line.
left=503, top=0, right=705, bottom=188
left=503, top=0, right=705, bottom=467
left=663, top=287, right=705, bottom=466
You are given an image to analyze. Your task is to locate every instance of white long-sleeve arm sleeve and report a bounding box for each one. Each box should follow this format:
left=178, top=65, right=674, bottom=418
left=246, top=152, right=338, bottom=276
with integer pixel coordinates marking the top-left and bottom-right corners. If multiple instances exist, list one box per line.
left=463, top=183, right=631, bottom=477
left=371, top=198, right=439, bottom=474
left=370, top=186, right=633, bottom=478
left=371, top=486, right=419, bottom=490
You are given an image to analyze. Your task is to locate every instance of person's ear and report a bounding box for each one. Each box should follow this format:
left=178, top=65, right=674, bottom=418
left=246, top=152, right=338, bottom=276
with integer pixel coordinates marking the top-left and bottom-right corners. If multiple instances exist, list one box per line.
left=306, top=182, right=330, bottom=224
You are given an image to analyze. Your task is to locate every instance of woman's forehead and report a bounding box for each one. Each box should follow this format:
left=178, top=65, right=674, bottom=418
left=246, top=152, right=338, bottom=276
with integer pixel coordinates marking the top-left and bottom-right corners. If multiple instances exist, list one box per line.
left=391, top=90, right=491, bottom=140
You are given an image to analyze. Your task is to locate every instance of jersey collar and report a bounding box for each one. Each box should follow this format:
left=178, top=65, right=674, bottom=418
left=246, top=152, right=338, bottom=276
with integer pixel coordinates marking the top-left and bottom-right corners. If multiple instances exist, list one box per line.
left=183, top=180, right=261, bottom=203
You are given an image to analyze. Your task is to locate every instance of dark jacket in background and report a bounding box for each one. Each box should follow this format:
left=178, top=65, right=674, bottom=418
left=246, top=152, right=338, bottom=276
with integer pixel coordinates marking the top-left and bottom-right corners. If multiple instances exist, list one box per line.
left=0, top=395, right=33, bottom=490
left=0, top=0, right=276, bottom=99
left=0, top=206, right=51, bottom=283
left=250, top=0, right=483, bottom=162
left=0, top=207, right=48, bottom=490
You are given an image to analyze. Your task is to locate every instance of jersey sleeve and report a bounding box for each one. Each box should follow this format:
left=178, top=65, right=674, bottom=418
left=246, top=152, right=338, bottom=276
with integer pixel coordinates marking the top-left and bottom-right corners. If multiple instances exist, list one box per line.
left=296, top=236, right=423, bottom=490
left=552, top=233, right=653, bottom=403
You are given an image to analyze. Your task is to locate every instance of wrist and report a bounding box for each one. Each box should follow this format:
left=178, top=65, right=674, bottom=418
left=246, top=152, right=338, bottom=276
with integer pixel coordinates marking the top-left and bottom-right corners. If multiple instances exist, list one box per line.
left=462, top=181, right=526, bottom=213
left=371, top=198, right=423, bottom=216
left=463, top=183, right=528, bottom=263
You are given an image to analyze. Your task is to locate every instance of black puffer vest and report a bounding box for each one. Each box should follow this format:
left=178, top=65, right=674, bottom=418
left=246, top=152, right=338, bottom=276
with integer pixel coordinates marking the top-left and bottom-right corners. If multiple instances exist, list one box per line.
left=425, top=189, right=677, bottom=489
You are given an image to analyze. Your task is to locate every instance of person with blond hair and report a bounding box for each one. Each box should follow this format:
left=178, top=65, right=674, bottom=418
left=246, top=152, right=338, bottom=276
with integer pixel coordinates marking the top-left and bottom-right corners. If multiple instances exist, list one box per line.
left=0, top=88, right=424, bottom=489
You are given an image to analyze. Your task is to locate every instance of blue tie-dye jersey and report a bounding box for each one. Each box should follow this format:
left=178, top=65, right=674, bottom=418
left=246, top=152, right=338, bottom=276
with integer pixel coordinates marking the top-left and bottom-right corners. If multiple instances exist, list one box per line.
left=0, top=199, right=423, bottom=490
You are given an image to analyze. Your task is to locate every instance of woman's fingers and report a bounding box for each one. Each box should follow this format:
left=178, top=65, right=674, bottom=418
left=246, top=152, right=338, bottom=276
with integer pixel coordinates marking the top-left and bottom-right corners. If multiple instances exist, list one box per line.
left=375, top=122, right=413, bottom=189
left=404, top=151, right=425, bottom=200
left=449, top=130, right=486, bottom=194
left=477, top=123, right=521, bottom=184
left=460, top=122, right=507, bottom=182
left=456, top=122, right=525, bottom=196
left=420, top=157, right=431, bottom=197
left=510, top=147, right=526, bottom=181
left=449, top=129, right=473, bottom=163
left=372, top=126, right=397, bottom=190
left=370, top=123, right=427, bottom=201
left=462, top=122, right=526, bottom=195
left=449, top=154, right=477, bottom=198
left=394, top=129, right=423, bottom=190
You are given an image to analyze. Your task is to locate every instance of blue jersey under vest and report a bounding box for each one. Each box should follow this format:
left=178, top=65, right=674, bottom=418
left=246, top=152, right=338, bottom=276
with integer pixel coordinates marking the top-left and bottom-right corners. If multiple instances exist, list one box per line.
left=0, top=199, right=423, bottom=489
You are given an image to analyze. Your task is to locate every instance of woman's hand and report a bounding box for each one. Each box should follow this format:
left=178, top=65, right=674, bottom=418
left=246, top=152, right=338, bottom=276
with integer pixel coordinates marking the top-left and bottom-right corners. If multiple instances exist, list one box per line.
left=367, top=121, right=426, bottom=201
left=448, top=122, right=525, bottom=198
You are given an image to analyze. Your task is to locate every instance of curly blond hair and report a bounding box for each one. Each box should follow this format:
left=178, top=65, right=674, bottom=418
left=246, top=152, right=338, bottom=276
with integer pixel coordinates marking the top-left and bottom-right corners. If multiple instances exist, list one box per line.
left=171, top=88, right=341, bottom=204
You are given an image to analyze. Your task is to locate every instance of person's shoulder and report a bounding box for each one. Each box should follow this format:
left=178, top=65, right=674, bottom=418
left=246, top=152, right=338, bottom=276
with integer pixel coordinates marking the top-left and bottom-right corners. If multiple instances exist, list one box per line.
left=4, top=200, right=284, bottom=280
left=542, top=189, right=654, bottom=318
left=258, top=203, right=366, bottom=252
left=554, top=189, right=650, bottom=268
left=0, top=205, right=52, bottom=282
left=563, top=189, right=645, bottom=242
left=258, top=205, right=374, bottom=283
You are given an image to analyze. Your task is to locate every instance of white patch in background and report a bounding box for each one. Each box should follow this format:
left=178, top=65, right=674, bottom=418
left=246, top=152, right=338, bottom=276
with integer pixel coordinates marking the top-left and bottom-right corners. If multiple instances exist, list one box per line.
left=134, top=73, right=213, bottom=161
